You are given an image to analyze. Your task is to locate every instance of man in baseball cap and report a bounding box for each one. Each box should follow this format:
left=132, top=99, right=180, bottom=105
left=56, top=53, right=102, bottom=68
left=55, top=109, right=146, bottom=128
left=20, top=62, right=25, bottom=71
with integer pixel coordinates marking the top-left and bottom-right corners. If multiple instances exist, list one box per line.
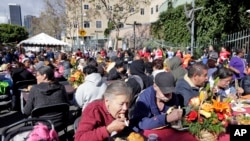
left=131, top=72, right=183, bottom=131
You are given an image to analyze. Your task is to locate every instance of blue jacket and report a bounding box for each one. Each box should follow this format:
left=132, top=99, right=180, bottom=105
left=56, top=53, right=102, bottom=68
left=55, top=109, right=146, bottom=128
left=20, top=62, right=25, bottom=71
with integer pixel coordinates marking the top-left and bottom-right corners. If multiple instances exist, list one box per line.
left=175, top=74, right=200, bottom=106
left=131, top=86, right=181, bottom=130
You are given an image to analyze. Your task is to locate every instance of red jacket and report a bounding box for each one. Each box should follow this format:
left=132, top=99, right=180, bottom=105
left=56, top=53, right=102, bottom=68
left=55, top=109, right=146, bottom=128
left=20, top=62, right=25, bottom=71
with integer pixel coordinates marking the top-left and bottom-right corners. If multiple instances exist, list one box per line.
left=74, top=100, right=114, bottom=141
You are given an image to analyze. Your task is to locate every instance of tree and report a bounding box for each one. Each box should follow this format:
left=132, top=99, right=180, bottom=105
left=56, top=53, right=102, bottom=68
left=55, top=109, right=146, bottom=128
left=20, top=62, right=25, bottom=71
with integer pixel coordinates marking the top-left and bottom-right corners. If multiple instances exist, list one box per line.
left=150, top=0, right=250, bottom=52
left=64, top=0, right=82, bottom=49
left=31, top=0, right=66, bottom=39
left=196, top=0, right=250, bottom=44
left=0, top=24, right=28, bottom=44
left=151, top=6, right=190, bottom=46
left=88, top=0, right=151, bottom=49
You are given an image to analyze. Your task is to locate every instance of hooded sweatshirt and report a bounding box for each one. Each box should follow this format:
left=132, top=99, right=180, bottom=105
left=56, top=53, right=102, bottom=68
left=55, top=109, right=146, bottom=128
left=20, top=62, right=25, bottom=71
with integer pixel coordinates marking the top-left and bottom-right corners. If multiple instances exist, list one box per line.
left=23, top=82, right=69, bottom=116
left=169, top=56, right=187, bottom=83
left=74, top=73, right=107, bottom=110
left=129, top=59, right=153, bottom=89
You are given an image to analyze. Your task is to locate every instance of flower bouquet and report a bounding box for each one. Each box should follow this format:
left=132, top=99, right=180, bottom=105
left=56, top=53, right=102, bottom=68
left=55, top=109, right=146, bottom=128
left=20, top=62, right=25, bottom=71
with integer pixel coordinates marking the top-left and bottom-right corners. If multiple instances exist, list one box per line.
left=68, top=69, right=84, bottom=89
left=183, top=91, right=232, bottom=141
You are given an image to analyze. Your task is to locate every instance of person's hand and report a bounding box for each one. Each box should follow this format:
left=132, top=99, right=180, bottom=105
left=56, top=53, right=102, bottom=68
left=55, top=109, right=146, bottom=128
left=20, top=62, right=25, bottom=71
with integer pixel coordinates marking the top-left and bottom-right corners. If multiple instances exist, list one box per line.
left=166, top=108, right=183, bottom=123
left=106, top=119, right=126, bottom=134
left=234, top=69, right=240, bottom=74
left=237, top=87, right=244, bottom=96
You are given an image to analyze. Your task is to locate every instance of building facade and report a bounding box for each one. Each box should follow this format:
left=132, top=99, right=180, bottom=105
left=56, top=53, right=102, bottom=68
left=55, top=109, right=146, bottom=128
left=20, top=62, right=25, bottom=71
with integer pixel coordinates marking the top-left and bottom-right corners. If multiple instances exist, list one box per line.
left=65, top=0, right=192, bottom=50
left=9, top=4, right=22, bottom=26
left=24, top=15, right=36, bottom=36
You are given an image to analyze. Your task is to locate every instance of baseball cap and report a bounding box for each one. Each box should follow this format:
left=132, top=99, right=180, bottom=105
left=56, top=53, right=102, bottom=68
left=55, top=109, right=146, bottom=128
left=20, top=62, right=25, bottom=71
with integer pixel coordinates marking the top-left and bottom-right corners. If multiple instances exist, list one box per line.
left=154, top=72, right=175, bottom=94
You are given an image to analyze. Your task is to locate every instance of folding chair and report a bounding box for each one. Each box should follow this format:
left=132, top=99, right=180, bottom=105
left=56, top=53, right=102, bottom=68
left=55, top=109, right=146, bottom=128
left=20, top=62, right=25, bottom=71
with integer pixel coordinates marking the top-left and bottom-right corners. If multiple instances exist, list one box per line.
left=1, top=118, right=54, bottom=141
left=12, top=79, right=37, bottom=111
left=31, top=103, right=70, bottom=133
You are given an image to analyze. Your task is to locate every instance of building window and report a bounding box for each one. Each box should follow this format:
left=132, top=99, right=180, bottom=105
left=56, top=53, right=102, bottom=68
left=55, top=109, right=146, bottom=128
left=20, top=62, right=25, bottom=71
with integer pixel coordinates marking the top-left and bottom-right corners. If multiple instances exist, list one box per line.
left=118, top=23, right=124, bottom=28
left=84, top=4, right=89, bottom=10
left=151, top=7, right=153, bottom=14
left=156, top=5, right=158, bottom=12
left=140, top=8, right=144, bottom=15
left=108, top=6, right=112, bottom=11
left=119, top=6, right=123, bottom=11
left=84, top=21, right=90, bottom=28
left=129, top=7, right=135, bottom=13
left=96, top=21, right=102, bottom=28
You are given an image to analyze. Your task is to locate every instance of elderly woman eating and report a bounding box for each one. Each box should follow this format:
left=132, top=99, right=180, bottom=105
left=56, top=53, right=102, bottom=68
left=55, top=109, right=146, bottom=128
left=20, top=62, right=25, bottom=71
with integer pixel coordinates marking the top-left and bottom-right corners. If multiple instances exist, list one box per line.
left=74, top=80, right=132, bottom=141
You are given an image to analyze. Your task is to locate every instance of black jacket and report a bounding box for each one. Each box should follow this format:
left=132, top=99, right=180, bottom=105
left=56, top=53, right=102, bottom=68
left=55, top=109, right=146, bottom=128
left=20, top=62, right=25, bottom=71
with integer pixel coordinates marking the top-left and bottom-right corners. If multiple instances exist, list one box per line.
left=23, top=82, right=69, bottom=116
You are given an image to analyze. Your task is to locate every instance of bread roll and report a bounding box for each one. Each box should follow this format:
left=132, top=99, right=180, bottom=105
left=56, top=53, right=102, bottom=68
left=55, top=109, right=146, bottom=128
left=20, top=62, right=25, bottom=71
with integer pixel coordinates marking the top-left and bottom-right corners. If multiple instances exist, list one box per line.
left=127, top=132, right=144, bottom=141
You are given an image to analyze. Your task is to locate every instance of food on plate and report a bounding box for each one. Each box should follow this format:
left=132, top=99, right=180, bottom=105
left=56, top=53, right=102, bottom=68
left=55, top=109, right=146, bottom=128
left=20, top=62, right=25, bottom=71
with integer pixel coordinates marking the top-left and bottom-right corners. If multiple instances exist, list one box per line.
left=236, top=115, right=250, bottom=125
left=232, top=107, right=246, bottom=112
left=127, top=132, right=144, bottom=141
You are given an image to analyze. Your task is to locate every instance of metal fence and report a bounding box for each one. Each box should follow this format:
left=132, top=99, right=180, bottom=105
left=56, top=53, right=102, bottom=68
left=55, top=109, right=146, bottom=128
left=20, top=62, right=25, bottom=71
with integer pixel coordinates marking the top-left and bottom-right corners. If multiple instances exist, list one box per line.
left=210, top=29, right=250, bottom=53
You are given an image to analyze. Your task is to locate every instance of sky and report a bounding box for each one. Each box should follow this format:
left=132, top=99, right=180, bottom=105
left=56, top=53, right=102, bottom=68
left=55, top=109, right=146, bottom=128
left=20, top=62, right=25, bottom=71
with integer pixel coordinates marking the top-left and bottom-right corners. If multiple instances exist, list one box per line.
left=0, top=0, right=45, bottom=18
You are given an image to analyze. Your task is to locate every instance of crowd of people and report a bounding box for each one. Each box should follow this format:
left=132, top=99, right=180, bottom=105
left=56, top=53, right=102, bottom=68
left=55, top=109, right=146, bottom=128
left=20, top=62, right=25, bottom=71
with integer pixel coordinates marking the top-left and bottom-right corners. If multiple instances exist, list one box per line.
left=0, top=44, right=249, bottom=140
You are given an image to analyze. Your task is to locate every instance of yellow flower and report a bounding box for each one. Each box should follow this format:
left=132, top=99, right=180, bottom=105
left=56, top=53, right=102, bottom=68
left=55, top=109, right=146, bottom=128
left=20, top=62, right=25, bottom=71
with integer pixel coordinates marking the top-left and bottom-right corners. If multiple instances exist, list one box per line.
left=201, top=103, right=213, bottom=112
left=199, top=91, right=206, bottom=101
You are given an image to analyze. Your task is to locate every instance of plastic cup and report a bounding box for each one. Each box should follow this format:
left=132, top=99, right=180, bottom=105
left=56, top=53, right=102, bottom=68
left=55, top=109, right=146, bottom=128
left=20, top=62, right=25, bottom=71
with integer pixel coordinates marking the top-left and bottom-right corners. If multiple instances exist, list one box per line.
left=147, top=133, right=158, bottom=141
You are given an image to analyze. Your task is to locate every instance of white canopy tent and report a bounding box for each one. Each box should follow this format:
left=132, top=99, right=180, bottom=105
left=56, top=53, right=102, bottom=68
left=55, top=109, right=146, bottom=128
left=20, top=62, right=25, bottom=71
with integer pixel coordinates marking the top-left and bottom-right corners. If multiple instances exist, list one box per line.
left=18, top=33, right=68, bottom=46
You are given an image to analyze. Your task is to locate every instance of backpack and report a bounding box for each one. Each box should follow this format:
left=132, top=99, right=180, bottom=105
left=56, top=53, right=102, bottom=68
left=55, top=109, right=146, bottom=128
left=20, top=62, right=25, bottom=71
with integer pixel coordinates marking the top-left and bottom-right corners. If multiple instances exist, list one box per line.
left=240, top=75, right=250, bottom=95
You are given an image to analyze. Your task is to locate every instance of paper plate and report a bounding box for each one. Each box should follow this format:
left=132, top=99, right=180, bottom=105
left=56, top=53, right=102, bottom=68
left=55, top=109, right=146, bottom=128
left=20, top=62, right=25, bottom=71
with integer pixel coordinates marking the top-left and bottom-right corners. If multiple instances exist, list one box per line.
left=171, top=125, right=189, bottom=131
left=242, top=100, right=250, bottom=104
left=232, top=107, right=246, bottom=112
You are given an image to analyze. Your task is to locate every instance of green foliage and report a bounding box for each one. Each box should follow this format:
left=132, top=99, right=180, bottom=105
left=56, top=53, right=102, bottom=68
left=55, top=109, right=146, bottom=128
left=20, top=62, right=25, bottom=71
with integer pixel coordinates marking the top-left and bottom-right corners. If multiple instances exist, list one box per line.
left=0, top=24, right=28, bottom=44
left=104, top=21, right=115, bottom=37
left=183, top=111, right=225, bottom=137
left=151, top=6, right=190, bottom=45
left=196, top=0, right=250, bottom=43
left=151, top=0, right=250, bottom=55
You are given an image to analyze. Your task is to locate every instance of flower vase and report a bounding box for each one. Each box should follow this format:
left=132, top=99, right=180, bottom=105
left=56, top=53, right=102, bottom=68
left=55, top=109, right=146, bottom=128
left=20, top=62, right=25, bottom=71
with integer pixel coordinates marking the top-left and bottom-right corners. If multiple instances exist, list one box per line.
left=196, top=130, right=217, bottom=141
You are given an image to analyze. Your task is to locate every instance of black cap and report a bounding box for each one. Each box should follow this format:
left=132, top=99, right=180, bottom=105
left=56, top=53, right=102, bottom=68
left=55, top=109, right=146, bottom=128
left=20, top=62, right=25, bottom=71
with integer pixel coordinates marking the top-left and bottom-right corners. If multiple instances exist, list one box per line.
left=154, top=72, right=175, bottom=94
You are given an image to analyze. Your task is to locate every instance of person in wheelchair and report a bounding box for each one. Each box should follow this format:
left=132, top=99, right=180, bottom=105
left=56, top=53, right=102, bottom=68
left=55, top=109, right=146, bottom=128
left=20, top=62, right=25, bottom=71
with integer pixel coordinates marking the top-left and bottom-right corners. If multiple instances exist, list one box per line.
left=23, top=66, right=69, bottom=116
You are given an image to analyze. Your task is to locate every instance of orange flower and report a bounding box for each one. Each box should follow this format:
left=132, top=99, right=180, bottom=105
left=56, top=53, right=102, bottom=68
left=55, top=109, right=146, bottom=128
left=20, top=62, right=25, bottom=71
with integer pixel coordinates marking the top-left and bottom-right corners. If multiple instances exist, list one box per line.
left=212, top=99, right=230, bottom=113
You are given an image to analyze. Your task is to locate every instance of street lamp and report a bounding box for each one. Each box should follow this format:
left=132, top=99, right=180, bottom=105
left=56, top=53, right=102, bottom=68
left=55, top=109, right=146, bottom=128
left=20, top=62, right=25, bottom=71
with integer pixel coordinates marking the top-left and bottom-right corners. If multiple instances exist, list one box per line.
left=247, top=9, right=250, bottom=13
left=126, top=21, right=141, bottom=49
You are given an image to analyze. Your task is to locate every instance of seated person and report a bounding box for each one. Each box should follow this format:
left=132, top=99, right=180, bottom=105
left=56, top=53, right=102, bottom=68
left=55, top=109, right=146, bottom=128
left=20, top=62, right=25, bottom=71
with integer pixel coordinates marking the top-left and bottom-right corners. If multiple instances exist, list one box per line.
left=74, top=65, right=107, bottom=110
left=23, top=66, right=69, bottom=116
left=11, top=62, right=36, bottom=110
left=175, top=62, right=208, bottom=106
left=131, top=72, right=183, bottom=130
left=74, top=81, right=132, bottom=141
left=11, top=62, right=36, bottom=85
left=107, top=60, right=125, bottom=81
left=209, top=67, right=244, bottom=101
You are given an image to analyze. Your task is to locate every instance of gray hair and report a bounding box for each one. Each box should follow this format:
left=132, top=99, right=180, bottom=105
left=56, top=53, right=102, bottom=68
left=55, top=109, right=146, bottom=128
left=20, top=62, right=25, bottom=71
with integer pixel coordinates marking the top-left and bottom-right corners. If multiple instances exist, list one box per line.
left=103, top=80, right=132, bottom=100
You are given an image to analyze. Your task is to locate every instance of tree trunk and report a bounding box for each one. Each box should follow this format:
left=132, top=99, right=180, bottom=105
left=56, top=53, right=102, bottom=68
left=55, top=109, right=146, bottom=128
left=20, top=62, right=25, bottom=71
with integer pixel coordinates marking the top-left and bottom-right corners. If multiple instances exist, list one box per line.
left=114, top=27, right=120, bottom=50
